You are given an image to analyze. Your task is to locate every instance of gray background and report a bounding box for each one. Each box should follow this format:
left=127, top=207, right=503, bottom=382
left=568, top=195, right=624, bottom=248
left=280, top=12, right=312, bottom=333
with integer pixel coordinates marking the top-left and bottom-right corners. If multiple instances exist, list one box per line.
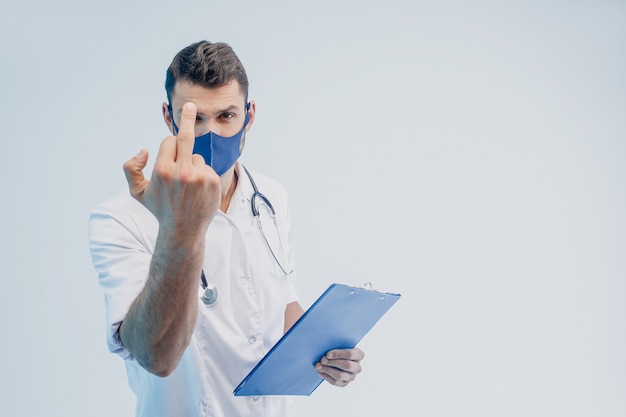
left=1, top=1, right=625, bottom=416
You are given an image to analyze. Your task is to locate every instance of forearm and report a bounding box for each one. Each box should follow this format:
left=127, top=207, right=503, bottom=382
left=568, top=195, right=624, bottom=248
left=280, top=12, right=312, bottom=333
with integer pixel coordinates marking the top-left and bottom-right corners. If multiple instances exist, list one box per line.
left=284, top=301, right=304, bottom=334
left=120, top=228, right=204, bottom=377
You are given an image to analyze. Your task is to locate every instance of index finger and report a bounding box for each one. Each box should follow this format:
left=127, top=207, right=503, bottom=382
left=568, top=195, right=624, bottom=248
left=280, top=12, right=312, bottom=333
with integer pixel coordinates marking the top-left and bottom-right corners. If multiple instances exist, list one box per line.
left=176, top=102, right=197, bottom=163
left=326, top=348, right=365, bottom=361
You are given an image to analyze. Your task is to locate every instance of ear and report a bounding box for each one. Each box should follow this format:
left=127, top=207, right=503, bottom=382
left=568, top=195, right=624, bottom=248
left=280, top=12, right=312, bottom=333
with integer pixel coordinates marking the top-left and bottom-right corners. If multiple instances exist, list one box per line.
left=162, top=102, right=174, bottom=134
left=245, top=100, right=256, bottom=133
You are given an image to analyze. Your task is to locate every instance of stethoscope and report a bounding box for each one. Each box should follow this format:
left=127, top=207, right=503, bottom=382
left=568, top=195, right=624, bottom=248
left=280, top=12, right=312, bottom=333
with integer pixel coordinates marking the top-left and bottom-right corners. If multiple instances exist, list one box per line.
left=200, top=165, right=293, bottom=306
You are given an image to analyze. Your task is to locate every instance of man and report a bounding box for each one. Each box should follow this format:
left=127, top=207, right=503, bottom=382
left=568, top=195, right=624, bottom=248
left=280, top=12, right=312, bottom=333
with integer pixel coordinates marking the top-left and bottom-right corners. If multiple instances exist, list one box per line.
left=89, top=40, right=364, bottom=416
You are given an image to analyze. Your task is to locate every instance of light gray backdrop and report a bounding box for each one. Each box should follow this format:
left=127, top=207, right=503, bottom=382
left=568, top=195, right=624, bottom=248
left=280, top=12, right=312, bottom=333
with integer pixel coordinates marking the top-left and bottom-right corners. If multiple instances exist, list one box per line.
left=1, top=1, right=625, bottom=416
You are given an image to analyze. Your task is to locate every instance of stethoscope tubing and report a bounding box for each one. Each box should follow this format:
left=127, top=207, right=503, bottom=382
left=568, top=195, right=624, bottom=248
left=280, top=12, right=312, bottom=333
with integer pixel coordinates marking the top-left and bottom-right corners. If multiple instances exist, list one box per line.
left=200, top=165, right=292, bottom=305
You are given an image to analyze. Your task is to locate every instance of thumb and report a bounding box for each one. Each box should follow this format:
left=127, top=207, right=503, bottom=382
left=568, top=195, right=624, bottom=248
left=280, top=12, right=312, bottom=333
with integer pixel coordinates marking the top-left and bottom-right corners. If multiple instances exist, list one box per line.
left=123, top=149, right=150, bottom=200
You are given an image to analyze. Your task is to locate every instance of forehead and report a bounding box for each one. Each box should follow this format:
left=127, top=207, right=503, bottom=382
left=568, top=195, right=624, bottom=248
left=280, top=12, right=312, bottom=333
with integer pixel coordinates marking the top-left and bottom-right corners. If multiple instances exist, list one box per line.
left=171, top=80, right=245, bottom=112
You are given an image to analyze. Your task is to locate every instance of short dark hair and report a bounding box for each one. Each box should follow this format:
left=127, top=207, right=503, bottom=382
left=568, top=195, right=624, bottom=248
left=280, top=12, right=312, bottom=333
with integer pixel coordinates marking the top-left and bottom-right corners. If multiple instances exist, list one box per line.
left=165, top=41, right=249, bottom=103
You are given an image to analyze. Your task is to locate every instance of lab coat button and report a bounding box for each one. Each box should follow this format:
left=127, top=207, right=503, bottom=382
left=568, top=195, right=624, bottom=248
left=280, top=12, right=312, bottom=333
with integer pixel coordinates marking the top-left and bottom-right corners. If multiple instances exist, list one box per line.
left=248, top=335, right=257, bottom=344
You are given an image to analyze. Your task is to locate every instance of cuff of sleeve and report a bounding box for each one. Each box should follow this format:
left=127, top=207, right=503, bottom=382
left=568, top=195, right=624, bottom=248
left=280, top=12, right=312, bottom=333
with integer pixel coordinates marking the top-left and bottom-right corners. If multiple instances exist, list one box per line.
left=107, top=321, right=134, bottom=361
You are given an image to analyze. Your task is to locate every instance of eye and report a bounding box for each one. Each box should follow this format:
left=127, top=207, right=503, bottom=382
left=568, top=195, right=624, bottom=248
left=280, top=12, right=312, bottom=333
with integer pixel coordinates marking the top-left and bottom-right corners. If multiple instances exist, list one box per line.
left=220, top=112, right=235, bottom=120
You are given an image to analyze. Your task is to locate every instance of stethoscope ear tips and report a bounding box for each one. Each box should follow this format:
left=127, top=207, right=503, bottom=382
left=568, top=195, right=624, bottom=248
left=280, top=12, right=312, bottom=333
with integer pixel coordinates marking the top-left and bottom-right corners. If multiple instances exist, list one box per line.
left=201, top=284, right=219, bottom=306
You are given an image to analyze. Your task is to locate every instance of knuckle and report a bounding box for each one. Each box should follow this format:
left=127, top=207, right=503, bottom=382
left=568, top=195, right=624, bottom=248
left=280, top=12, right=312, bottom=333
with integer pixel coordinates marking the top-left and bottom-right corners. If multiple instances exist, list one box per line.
left=161, top=135, right=176, bottom=147
left=203, top=170, right=221, bottom=189
left=192, top=154, right=206, bottom=166
left=349, top=348, right=361, bottom=360
left=177, top=131, right=193, bottom=142
left=207, top=178, right=221, bottom=192
left=177, top=166, right=195, bottom=183
left=153, top=162, right=173, bottom=181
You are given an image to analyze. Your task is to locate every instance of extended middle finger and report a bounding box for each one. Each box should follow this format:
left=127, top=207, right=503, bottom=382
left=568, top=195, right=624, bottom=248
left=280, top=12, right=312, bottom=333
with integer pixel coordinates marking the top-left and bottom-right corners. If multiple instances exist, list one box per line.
left=175, top=102, right=197, bottom=163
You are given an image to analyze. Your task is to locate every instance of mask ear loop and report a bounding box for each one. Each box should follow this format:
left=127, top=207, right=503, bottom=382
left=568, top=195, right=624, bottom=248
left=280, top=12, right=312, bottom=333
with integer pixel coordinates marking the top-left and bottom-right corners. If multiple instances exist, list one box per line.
left=167, top=104, right=179, bottom=135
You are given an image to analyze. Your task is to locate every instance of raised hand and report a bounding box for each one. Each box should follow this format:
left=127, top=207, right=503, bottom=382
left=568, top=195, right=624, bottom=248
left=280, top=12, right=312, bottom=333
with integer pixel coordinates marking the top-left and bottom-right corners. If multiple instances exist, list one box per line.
left=119, top=102, right=221, bottom=376
left=123, top=102, right=221, bottom=235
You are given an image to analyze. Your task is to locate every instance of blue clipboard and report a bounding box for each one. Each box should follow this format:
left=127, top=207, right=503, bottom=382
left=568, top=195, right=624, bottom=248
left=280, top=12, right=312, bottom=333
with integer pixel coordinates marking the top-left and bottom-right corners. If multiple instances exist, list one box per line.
left=233, top=283, right=401, bottom=396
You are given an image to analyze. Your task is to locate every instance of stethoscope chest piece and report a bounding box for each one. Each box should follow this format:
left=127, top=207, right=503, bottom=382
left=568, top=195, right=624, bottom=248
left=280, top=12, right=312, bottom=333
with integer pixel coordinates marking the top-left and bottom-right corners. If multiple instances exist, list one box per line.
left=199, top=270, right=219, bottom=306
left=201, top=283, right=219, bottom=306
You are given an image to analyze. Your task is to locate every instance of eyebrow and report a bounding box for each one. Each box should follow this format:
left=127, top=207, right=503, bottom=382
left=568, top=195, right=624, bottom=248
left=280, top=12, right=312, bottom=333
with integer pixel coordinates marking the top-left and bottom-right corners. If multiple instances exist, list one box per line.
left=196, top=105, right=241, bottom=118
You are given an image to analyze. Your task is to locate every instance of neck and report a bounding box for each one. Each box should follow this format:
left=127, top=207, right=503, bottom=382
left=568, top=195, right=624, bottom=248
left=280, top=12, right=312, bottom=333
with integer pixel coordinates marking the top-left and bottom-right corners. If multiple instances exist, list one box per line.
left=219, top=165, right=239, bottom=213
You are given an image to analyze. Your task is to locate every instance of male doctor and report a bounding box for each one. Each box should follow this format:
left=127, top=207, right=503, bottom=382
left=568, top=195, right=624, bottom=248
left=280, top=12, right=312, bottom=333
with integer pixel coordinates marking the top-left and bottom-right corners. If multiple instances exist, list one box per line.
left=88, top=40, right=364, bottom=416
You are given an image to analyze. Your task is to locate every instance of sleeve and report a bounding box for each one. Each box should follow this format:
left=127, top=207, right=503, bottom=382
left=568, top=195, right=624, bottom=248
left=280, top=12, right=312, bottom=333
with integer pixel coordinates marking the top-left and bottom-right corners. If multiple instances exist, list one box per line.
left=88, top=196, right=156, bottom=360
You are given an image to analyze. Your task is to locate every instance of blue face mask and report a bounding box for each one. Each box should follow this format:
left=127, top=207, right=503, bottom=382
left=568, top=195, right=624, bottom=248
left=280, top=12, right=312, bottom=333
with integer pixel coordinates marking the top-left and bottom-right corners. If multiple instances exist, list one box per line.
left=169, top=103, right=250, bottom=176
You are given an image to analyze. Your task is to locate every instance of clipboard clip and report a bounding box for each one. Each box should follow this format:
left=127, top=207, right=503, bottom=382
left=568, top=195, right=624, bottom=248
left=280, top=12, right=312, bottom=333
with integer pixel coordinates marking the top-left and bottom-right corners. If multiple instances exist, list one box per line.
left=357, top=282, right=387, bottom=300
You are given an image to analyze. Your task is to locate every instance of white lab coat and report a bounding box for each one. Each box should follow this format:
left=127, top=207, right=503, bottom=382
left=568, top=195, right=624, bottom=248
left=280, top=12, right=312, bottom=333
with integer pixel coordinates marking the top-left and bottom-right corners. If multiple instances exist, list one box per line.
left=89, top=164, right=298, bottom=417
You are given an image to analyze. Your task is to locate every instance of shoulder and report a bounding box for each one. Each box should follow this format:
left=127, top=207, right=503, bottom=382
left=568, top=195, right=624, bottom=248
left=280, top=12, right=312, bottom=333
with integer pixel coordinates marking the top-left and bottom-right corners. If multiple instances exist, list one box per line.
left=91, top=189, right=149, bottom=219
left=89, top=189, right=157, bottom=237
left=245, top=169, right=288, bottom=195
